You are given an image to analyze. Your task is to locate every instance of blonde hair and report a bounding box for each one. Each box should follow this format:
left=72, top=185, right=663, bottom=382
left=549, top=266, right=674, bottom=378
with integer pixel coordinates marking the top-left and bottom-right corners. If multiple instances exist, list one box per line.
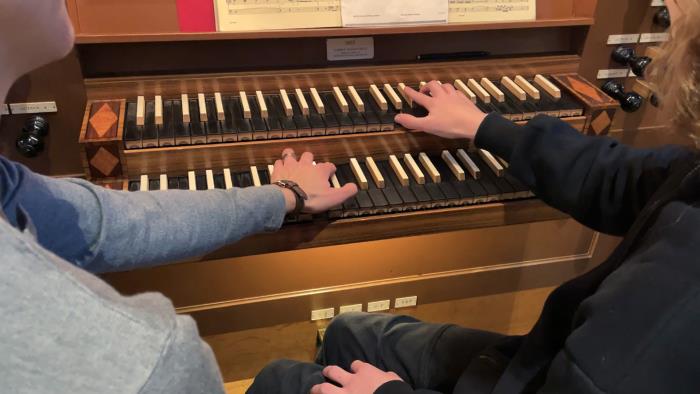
left=648, top=2, right=700, bottom=146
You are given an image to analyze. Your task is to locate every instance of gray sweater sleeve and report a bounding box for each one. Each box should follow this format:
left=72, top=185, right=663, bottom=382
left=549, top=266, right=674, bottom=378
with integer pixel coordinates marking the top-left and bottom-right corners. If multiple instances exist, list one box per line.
left=0, top=156, right=286, bottom=273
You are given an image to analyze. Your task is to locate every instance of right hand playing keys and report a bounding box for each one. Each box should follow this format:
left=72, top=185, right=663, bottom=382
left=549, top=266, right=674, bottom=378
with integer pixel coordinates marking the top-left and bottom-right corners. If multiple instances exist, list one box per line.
left=272, top=148, right=358, bottom=214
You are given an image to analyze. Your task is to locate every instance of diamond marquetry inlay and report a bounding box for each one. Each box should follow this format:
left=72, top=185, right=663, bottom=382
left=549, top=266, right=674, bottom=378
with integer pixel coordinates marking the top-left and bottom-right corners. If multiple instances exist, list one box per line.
left=88, top=103, right=118, bottom=138
left=590, top=111, right=612, bottom=135
left=566, top=76, right=605, bottom=103
left=89, top=146, right=120, bottom=176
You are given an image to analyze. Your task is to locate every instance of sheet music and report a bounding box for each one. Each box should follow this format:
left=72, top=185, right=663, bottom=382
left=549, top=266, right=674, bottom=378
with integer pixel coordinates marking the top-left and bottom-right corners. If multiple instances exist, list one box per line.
left=340, top=0, right=448, bottom=27
left=448, top=0, right=536, bottom=23
left=214, top=0, right=342, bottom=31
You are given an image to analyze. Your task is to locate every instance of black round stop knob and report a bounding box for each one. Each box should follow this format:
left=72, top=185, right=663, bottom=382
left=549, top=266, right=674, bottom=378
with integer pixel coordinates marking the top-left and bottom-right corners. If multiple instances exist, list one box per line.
left=654, top=7, right=671, bottom=29
left=612, top=46, right=652, bottom=77
left=16, top=116, right=50, bottom=158
left=602, top=80, right=644, bottom=113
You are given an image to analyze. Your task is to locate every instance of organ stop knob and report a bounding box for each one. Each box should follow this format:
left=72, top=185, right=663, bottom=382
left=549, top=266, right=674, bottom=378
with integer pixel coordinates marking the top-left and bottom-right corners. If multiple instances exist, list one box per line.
left=16, top=116, right=50, bottom=158
left=612, top=46, right=653, bottom=77
left=602, top=80, right=644, bottom=113
left=654, top=7, right=671, bottom=29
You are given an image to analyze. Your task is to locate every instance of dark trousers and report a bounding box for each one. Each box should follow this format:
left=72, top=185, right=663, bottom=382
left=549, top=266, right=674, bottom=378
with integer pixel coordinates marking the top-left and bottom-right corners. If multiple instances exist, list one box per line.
left=247, top=312, right=505, bottom=394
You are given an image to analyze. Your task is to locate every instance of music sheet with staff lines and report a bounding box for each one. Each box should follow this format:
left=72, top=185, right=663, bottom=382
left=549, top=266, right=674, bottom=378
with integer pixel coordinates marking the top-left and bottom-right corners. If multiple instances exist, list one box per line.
left=214, top=0, right=342, bottom=31
left=448, top=0, right=536, bottom=23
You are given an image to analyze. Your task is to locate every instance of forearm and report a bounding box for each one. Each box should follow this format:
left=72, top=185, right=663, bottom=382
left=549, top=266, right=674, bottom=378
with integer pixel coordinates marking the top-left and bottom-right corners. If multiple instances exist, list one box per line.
left=474, top=114, right=694, bottom=235
left=1, top=158, right=286, bottom=273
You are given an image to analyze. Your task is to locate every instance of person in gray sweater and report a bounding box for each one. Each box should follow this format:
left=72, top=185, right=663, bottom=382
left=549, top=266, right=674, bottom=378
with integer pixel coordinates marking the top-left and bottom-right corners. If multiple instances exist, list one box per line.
left=0, top=1, right=357, bottom=392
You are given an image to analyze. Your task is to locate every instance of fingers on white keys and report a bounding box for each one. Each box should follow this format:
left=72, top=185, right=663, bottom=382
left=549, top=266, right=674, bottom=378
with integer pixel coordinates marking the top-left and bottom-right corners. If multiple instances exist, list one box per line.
left=299, top=151, right=314, bottom=164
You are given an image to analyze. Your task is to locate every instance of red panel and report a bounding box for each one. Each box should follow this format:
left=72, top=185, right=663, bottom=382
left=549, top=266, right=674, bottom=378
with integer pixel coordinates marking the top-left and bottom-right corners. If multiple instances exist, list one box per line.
left=177, top=0, right=216, bottom=32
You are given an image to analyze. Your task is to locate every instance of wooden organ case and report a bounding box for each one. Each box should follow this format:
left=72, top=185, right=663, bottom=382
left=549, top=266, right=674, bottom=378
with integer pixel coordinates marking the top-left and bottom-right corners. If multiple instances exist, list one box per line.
left=0, top=0, right=687, bottom=388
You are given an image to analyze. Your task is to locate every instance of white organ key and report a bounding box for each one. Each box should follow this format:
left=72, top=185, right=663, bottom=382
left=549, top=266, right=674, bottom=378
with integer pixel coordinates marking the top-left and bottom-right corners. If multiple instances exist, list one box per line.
left=294, top=88, right=310, bottom=115
left=480, top=78, right=505, bottom=103
left=310, top=87, right=325, bottom=114
left=223, top=168, right=233, bottom=190
left=369, top=84, right=388, bottom=111
left=198, top=93, right=207, bottom=121
left=456, top=149, right=481, bottom=180
left=478, top=149, right=505, bottom=177
left=160, top=174, right=168, bottom=190
left=255, top=90, right=268, bottom=118
left=154, top=95, right=163, bottom=125
left=383, top=84, right=402, bottom=110
left=206, top=169, right=215, bottom=190
left=454, top=79, right=477, bottom=103
left=181, top=94, right=191, bottom=123
left=397, top=82, right=412, bottom=106
left=441, top=151, right=465, bottom=181
left=214, top=92, right=225, bottom=121
left=419, top=152, right=441, bottom=183
left=280, top=89, right=293, bottom=117
left=515, top=76, right=541, bottom=100
left=501, top=76, right=527, bottom=101
left=365, top=157, right=385, bottom=188
left=136, top=96, right=145, bottom=126
left=331, top=174, right=341, bottom=189
left=188, top=171, right=197, bottom=191
left=534, top=74, right=561, bottom=99
left=347, top=86, right=364, bottom=112
left=419, top=81, right=427, bottom=90
left=403, top=153, right=425, bottom=185
left=239, top=91, right=251, bottom=119
left=349, top=158, right=369, bottom=190
left=468, top=79, right=491, bottom=103
left=267, top=164, right=275, bottom=177
left=140, top=175, right=149, bottom=192
left=497, top=156, right=510, bottom=169
left=250, top=166, right=262, bottom=187
left=332, top=86, right=349, bottom=113
left=389, top=155, right=410, bottom=186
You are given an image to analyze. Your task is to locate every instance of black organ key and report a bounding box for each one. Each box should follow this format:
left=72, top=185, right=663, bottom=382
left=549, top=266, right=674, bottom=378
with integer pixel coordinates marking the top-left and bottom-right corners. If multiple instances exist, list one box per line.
left=465, top=151, right=500, bottom=199
left=377, top=161, right=418, bottom=207
left=149, top=179, right=160, bottom=191
left=267, top=95, right=291, bottom=139
left=492, top=81, right=525, bottom=122
left=344, top=88, right=369, bottom=133
left=258, top=168, right=271, bottom=185
left=322, top=92, right=354, bottom=134
left=177, top=176, right=189, bottom=190
left=356, top=90, right=381, bottom=132
left=372, top=161, right=405, bottom=209
left=221, top=96, right=238, bottom=142
left=214, top=174, right=226, bottom=189
left=230, top=97, right=253, bottom=141
left=158, top=100, right=175, bottom=147
left=142, top=100, right=158, bottom=148
left=470, top=152, right=515, bottom=199
left=358, top=161, right=389, bottom=210
left=128, top=180, right=140, bottom=192
left=426, top=154, right=464, bottom=204
left=205, top=98, right=223, bottom=143
left=188, top=98, right=207, bottom=145
left=332, top=165, right=360, bottom=215
left=195, top=174, right=208, bottom=191
left=248, top=94, right=269, bottom=140
left=361, top=90, right=395, bottom=131
left=168, top=177, right=180, bottom=190
left=337, top=164, right=373, bottom=211
left=500, top=84, right=538, bottom=121
left=172, top=99, right=191, bottom=145
left=236, top=171, right=253, bottom=188
left=558, top=90, right=585, bottom=117
left=306, top=92, right=337, bottom=135
left=124, top=101, right=143, bottom=149
left=290, top=94, right=313, bottom=137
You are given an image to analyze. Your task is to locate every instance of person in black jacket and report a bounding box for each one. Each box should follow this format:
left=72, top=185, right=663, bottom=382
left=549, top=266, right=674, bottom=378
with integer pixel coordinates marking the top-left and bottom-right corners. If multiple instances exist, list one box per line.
left=248, top=1, right=700, bottom=393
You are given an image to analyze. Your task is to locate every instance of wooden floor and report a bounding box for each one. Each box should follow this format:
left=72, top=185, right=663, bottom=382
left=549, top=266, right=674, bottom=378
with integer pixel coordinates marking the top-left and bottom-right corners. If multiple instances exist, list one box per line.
left=214, top=286, right=555, bottom=394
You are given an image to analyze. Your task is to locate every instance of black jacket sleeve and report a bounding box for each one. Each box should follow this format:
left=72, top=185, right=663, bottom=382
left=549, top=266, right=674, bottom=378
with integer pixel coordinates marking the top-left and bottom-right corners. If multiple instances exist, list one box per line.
left=474, top=113, right=694, bottom=236
left=374, top=380, right=440, bottom=394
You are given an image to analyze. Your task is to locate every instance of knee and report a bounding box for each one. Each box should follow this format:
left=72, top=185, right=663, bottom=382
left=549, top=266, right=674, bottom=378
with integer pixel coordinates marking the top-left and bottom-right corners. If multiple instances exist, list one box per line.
left=325, top=312, right=367, bottom=343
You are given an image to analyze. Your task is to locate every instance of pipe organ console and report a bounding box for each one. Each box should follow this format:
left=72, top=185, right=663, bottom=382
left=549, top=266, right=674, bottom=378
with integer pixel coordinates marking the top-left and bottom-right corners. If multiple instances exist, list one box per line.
left=0, top=0, right=694, bottom=388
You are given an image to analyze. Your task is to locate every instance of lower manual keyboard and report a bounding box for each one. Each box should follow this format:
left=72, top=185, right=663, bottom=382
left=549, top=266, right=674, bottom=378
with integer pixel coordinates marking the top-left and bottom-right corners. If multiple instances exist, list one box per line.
left=126, top=149, right=534, bottom=222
